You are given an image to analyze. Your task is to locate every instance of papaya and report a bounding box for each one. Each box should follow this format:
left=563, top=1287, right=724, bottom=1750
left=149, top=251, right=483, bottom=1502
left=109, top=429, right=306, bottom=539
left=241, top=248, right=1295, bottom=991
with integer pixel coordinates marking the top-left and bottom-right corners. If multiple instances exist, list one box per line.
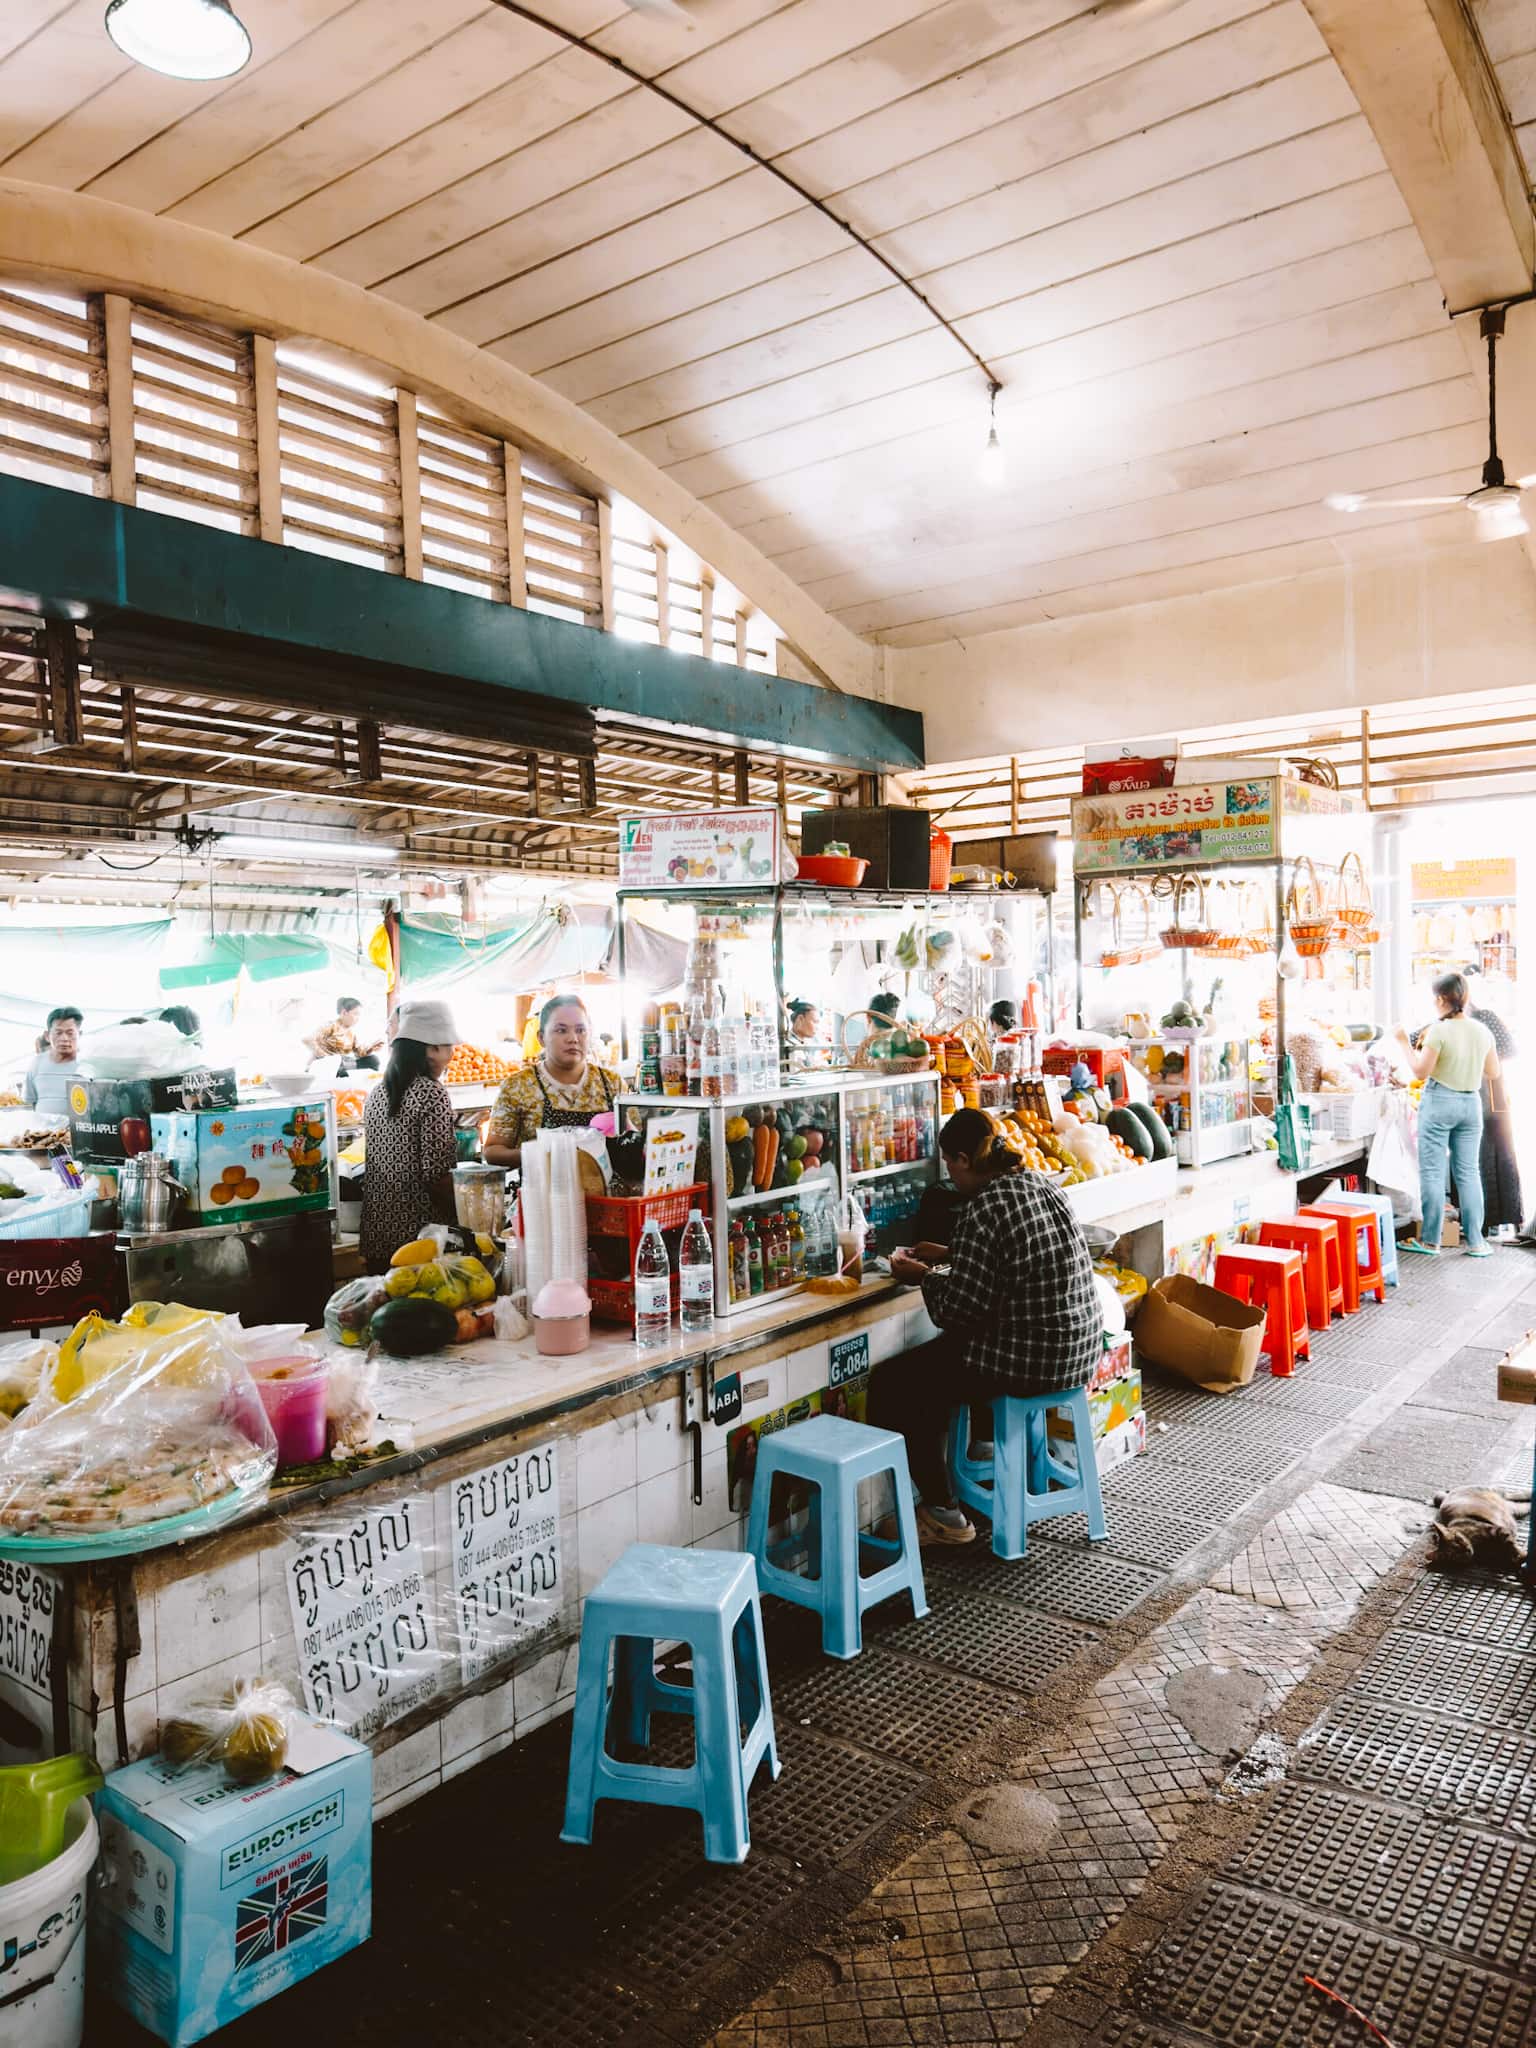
left=1126, top=1101, right=1175, bottom=1161
left=1105, top=1106, right=1153, bottom=1160
left=390, top=1238, right=437, bottom=1269
left=370, top=1295, right=458, bottom=1357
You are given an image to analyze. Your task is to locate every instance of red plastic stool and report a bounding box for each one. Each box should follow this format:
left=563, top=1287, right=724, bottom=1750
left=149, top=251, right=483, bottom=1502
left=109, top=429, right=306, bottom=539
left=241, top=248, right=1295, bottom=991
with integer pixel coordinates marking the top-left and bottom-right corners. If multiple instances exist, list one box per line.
left=1213, top=1245, right=1310, bottom=1376
left=1259, top=1216, right=1347, bottom=1330
left=1299, top=1202, right=1387, bottom=1308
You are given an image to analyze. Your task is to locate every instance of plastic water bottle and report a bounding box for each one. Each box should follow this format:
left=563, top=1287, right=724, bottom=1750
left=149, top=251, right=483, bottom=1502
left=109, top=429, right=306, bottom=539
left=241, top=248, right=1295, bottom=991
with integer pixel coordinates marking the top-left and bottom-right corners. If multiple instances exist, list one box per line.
left=634, top=1219, right=672, bottom=1349
left=679, top=1207, right=714, bottom=1333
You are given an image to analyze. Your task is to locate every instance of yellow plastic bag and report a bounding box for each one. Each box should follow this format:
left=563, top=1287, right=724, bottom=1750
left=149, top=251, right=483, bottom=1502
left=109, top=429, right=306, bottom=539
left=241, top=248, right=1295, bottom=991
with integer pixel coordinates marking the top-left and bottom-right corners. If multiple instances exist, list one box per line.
left=53, top=1303, right=228, bottom=1404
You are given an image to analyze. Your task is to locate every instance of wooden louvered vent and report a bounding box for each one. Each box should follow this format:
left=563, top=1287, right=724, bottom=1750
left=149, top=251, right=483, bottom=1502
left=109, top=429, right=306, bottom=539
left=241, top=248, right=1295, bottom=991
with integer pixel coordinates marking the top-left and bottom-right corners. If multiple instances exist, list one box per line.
left=275, top=350, right=403, bottom=573
left=127, top=304, right=256, bottom=534
left=0, top=284, right=107, bottom=496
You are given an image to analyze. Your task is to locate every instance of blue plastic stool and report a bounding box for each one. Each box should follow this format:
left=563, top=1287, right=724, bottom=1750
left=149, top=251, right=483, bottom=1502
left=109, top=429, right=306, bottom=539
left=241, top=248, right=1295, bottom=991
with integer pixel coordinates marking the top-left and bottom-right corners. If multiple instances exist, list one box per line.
left=1327, top=1192, right=1399, bottom=1287
left=746, top=1415, right=928, bottom=1659
left=948, top=1388, right=1108, bottom=1560
left=560, top=1543, right=779, bottom=1866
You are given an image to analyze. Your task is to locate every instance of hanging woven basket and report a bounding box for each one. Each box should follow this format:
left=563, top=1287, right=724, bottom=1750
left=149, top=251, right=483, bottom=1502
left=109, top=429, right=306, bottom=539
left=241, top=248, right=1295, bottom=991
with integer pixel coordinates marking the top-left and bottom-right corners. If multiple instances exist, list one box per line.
left=1333, top=849, right=1375, bottom=939
left=1158, top=872, right=1214, bottom=950
left=1286, top=855, right=1334, bottom=958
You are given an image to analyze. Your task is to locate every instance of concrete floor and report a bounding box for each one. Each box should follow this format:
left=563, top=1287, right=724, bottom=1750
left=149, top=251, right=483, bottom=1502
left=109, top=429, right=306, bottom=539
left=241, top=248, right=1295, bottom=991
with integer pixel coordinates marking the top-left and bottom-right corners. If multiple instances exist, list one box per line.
left=95, top=1242, right=1536, bottom=2048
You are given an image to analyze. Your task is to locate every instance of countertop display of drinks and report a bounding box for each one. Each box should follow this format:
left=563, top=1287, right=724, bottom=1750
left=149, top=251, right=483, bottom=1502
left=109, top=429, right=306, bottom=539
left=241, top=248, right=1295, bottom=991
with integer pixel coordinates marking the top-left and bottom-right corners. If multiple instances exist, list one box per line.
left=618, top=1072, right=943, bottom=1319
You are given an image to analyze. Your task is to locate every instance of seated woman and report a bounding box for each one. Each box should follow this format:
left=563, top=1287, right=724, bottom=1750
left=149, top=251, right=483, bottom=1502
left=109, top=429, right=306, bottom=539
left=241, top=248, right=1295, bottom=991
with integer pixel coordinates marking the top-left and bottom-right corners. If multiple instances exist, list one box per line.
left=872, top=1108, right=1102, bottom=1545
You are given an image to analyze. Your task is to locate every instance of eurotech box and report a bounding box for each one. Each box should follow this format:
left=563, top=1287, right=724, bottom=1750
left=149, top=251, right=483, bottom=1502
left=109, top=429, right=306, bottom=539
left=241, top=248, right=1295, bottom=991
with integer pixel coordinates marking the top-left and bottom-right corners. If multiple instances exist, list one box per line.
left=93, top=1727, right=371, bottom=2046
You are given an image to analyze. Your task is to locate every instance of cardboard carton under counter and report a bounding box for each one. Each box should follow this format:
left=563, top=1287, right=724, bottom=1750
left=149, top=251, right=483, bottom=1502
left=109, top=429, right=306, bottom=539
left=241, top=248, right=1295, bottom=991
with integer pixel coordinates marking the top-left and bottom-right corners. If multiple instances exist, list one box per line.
left=94, top=1724, right=371, bottom=2047
left=1134, top=1274, right=1266, bottom=1392
left=152, top=1099, right=332, bottom=1224
left=69, top=1068, right=238, bottom=1165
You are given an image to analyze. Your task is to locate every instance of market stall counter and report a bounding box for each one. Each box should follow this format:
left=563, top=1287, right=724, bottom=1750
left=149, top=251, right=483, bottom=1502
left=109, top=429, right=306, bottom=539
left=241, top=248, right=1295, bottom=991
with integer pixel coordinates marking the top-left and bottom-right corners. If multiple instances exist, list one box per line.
left=0, top=1275, right=929, bottom=1812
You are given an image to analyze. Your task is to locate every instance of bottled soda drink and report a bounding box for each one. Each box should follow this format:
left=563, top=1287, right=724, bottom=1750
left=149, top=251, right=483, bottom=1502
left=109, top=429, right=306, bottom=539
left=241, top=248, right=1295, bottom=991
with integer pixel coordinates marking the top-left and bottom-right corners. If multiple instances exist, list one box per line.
left=679, top=1207, right=715, bottom=1333
left=633, top=1218, right=672, bottom=1349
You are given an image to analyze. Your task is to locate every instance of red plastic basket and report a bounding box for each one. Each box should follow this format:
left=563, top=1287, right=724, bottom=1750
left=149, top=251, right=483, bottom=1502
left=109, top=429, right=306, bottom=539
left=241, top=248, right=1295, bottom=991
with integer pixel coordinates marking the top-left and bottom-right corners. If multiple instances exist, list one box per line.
left=585, top=1183, right=708, bottom=1253
left=589, top=1272, right=682, bottom=1328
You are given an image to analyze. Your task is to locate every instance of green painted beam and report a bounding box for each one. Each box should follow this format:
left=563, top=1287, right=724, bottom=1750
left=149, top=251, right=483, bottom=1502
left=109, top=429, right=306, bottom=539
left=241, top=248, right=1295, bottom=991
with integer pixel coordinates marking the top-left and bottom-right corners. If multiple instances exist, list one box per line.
left=0, top=474, right=923, bottom=772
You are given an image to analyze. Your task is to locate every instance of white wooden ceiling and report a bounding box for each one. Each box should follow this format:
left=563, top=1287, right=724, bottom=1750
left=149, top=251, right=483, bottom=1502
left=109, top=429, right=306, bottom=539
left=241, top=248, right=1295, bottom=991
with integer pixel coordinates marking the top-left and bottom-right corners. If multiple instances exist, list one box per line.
left=0, top=0, right=1509, bottom=647
left=1472, top=0, right=1536, bottom=195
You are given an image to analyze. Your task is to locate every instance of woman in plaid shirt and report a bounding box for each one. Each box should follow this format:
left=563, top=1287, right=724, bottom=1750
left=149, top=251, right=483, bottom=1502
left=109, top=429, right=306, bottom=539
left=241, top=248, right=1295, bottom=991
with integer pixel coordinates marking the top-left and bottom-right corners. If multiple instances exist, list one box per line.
left=874, top=1108, right=1103, bottom=1545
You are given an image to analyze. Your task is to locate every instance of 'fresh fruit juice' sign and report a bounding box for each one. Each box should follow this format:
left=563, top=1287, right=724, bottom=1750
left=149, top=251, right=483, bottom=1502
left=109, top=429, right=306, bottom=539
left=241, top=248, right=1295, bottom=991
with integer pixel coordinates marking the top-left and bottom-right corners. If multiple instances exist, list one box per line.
left=619, top=808, right=781, bottom=888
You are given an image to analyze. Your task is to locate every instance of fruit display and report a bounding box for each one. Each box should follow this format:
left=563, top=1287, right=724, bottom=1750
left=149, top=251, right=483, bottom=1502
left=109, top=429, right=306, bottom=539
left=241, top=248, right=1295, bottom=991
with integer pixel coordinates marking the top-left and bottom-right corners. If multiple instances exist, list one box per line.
left=324, top=1235, right=500, bottom=1351
left=333, top=1086, right=369, bottom=1126
left=444, top=1044, right=519, bottom=1086
left=725, top=1095, right=838, bottom=1195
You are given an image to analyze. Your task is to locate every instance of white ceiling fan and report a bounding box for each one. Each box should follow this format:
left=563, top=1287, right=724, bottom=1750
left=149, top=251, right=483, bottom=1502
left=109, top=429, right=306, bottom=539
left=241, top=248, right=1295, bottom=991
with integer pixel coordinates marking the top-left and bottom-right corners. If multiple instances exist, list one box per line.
left=1326, top=305, right=1535, bottom=541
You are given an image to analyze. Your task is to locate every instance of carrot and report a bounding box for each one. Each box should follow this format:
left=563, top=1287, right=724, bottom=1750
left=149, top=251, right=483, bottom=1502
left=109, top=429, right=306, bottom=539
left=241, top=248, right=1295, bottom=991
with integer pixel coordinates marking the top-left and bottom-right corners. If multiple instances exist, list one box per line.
left=753, top=1123, right=772, bottom=1190
left=761, top=1127, right=780, bottom=1189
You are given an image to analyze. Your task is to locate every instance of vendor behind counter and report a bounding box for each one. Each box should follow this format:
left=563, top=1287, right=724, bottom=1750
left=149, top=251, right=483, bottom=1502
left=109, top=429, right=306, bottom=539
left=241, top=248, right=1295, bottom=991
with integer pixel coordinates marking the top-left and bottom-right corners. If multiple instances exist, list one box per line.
left=483, top=995, right=620, bottom=1171
left=359, top=999, right=460, bottom=1270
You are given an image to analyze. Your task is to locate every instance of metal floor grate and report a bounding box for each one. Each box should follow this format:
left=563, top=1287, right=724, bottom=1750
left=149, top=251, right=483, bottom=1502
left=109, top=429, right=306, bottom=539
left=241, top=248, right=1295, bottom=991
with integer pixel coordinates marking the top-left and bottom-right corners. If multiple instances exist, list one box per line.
left=1145, top=1425, right=1304, bottom=1483
left=1230, top=1780, right=1536, bottom=1974
left=924, top=1537, right=1166, bottom=1623
left=1135, top=1882, right=1533, bottom=2048
left=881, top=1589, right=1101, bottom=1694
left=594, top=1844, right=805, bottom=2007
left=1237, top=1375, right=1370, bottom=1420
left=1296, top=1699, right=1536, bottom=1833
left=1394, top=1570, right=1536, bottom=1652
left=750, top=1724, right=929, bottom=1869
left=1349, top=1630, right=1536, bottom=1727
left=1105, top=1458, right=1263, bottom=1522
left=772, top=1647, right=1022, bottom=1771
left=1038, top=1501, right=1212, bottom=1570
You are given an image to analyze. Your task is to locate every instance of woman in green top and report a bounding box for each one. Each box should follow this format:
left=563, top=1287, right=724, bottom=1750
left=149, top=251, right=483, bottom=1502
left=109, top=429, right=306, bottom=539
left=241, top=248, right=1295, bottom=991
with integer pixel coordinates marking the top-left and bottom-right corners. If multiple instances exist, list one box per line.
left=1395, top=972, right=1501, bottom=1258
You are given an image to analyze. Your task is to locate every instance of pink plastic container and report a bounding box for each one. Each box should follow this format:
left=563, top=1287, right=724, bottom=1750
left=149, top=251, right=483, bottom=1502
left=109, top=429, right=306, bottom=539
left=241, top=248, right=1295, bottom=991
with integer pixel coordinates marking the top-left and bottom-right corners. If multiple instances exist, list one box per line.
left=250, top=1356, right=329, bottom=1469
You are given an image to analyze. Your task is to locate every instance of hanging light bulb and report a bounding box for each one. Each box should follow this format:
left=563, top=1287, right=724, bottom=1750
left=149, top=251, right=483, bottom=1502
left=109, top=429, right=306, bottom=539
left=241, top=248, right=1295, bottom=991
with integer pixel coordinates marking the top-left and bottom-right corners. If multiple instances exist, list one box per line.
left=978, top=382, right=1005, bottom=489
left=104, top=0, right=251, bottom=79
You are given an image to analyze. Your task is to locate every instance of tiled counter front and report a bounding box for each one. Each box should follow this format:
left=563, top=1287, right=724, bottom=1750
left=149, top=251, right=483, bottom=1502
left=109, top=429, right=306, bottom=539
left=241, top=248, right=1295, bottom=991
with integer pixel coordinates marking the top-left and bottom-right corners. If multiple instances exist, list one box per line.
left=9, top=1298, right=920, bottom=1820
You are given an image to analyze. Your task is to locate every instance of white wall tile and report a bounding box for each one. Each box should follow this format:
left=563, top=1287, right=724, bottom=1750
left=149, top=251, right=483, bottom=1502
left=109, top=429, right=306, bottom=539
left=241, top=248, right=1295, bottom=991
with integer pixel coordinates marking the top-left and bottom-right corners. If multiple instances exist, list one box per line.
left=442, top=1722, right=521, bottom=1782
left=372, top=1722, right=443, bottom=1810
left=441, top=1677, right=518, bottom=1765
left=691, top=1447, right=738, bottom=1544
left=636, top=1465, right=693, bottom=1548
left=374, top=1776, right=441, bottom=1821
left=83, top=1573, right=158, bottom=1706
left=70, top=1690, right=159, bottom=1774
left=635, top=1390, right=690, bottom=1482
left=577, top=1413, right=639, bottom=1510
left=578, top=1488, right=638, bottom=1597
left=784, top=1341, right=829, bottom=1402
left=155, top=1552, right=261, bottom=1688
left=156, top=1646, right=265, bottom=1730
left=515, top=1639, right=580, bottom=1729
left=869, top=1313, right=909, bottom=1364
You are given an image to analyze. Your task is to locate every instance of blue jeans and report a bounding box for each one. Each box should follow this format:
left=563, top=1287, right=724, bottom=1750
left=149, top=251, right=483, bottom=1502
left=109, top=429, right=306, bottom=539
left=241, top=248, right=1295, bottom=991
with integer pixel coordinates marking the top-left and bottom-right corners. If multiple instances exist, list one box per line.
left=1418, top=1080, right=1485, bottom=1248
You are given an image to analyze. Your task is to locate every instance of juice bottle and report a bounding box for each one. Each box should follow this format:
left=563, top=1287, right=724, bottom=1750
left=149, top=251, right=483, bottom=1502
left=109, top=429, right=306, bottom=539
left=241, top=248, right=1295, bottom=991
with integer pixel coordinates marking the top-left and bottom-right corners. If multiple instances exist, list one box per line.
left=787, top=1207, right=806, bottom=1278
left=746, top=1218, right=764, bottom=1296
left=729, top=1220, right=749, bottom=1302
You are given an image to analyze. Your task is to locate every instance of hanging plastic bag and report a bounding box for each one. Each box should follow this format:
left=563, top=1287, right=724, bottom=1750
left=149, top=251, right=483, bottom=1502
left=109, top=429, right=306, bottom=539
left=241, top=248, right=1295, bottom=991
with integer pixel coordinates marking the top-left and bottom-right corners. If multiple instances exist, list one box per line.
left=1367, top=1093, right=1419, bottom=1200
left=1274, top=1055, right=1310, bottom=1173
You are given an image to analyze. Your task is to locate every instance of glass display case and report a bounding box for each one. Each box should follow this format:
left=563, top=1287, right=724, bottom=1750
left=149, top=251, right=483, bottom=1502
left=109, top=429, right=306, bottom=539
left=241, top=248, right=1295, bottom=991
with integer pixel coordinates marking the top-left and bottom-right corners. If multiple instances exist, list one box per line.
left=616, top=885, right=1046, bottom=1081
left=1126, top=1032, right=1253, bottom=1167
left=618, top=1069, right=942, bottom=1317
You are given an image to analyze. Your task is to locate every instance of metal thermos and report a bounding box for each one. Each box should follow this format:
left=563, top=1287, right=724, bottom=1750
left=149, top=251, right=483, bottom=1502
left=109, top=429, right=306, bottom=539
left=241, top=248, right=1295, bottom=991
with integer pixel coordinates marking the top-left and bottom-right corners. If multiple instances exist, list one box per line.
left=118, top=1153, right=185, bottom=1235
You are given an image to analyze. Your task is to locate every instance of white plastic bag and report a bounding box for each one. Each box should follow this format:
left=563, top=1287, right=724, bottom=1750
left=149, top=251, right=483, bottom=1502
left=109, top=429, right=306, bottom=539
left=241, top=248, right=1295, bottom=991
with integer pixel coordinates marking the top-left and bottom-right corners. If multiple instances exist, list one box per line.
left=1367, top=1094, right=1418, bottom=1199
left=77, top=1020, right=200, bottom=1080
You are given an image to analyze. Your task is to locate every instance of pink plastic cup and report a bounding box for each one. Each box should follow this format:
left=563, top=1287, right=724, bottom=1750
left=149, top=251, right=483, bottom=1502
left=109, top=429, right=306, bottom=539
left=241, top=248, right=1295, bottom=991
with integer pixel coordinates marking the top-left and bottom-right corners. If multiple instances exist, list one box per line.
left=251, top=1357, right=329, bottom=1469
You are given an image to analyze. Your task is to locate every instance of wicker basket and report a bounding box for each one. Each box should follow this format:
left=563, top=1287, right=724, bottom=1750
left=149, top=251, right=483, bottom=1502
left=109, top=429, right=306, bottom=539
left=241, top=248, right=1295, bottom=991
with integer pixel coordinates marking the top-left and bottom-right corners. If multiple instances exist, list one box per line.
left=1286, top=855, right=1334, bottom=958
left=1098, top=881, right=1161, bottom=967
left=1158, top=872, right=1215, bottom=950
left=1334, top=850, right=1375, bottom=938
left=839, top=1008, right=934, bottom=1075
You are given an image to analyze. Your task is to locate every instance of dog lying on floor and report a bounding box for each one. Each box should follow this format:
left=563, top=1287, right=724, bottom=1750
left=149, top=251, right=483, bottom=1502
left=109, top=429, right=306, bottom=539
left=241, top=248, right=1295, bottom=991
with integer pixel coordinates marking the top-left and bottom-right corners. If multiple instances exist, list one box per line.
left=1429, top=1488, right=1529, bottom=1571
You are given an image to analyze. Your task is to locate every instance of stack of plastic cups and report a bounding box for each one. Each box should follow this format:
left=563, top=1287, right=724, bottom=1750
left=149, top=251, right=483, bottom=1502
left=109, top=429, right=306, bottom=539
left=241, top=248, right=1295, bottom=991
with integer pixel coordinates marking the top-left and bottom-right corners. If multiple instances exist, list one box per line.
left=522, top=1135, right=551, bottom=1313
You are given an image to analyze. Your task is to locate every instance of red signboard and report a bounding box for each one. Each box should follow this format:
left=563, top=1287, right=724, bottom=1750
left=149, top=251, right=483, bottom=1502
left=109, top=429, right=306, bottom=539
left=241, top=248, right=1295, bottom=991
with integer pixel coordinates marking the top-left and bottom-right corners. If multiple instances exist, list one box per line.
left=0, top=1234, right=121, bottom=1333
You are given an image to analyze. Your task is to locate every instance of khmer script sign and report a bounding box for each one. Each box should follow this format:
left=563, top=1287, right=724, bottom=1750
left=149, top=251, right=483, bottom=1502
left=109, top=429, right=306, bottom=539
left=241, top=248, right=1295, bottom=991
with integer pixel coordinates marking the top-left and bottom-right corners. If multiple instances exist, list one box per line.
left=449, top=1444, right=562, bottom=1687
left=284, top=1499, right=441, bottom=1744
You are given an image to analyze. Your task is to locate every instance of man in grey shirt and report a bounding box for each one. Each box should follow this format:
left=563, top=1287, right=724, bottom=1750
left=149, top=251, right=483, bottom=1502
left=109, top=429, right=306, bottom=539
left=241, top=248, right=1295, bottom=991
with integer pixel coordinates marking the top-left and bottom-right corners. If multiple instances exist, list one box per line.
left=22, top=1007, right=83, bottom=1117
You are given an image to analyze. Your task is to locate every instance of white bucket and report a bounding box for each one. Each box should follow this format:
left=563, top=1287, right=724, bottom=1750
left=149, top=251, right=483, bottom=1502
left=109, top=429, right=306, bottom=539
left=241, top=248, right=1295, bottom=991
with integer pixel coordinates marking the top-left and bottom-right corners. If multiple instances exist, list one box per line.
left=0, top=1798, right=97, bottom=2048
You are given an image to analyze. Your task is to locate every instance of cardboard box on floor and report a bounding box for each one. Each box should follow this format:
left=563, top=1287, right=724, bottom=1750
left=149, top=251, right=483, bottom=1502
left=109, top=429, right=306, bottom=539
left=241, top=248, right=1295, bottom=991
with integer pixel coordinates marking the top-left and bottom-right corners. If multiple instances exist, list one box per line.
left=1134, top=1273, right=1266, bottom=1392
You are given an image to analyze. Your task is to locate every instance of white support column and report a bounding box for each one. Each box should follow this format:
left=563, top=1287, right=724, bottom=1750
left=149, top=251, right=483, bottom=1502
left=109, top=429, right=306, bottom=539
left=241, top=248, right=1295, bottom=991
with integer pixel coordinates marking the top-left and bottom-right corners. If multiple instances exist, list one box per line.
left=653, top=540, right=670, bottom=648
